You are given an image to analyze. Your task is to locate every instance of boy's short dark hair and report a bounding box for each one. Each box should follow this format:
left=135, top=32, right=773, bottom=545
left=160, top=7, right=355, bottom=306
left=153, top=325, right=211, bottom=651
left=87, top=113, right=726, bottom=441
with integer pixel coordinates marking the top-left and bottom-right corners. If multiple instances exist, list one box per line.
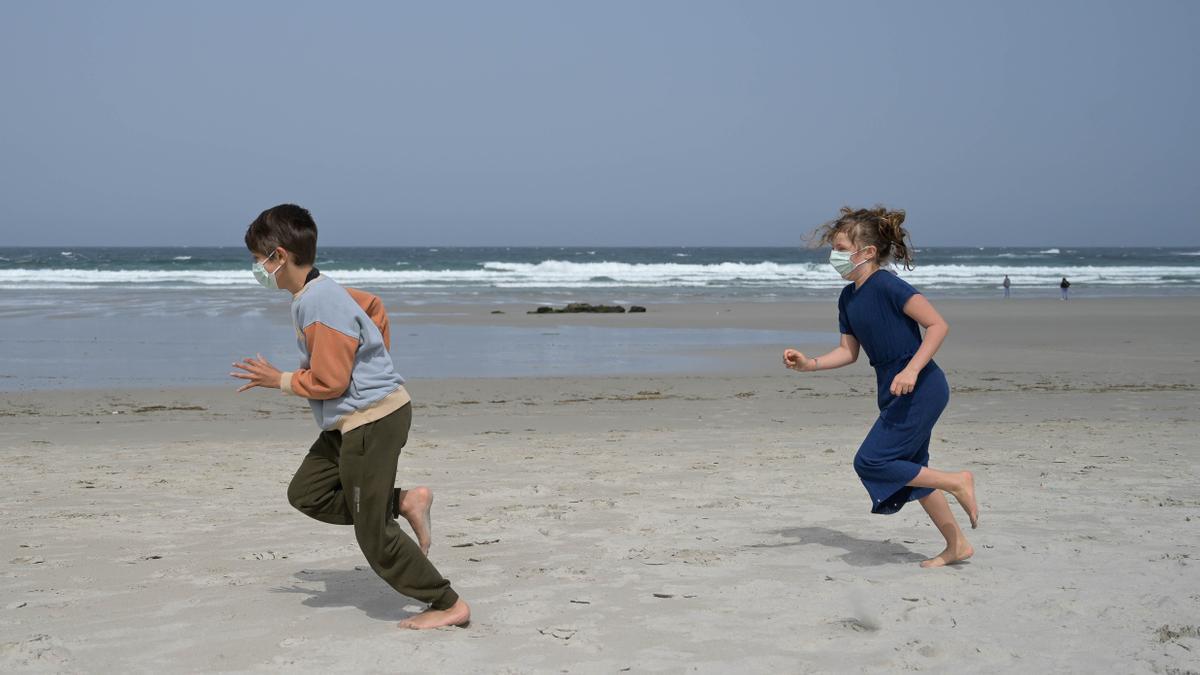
left=244, top=204, right=318, bottom=265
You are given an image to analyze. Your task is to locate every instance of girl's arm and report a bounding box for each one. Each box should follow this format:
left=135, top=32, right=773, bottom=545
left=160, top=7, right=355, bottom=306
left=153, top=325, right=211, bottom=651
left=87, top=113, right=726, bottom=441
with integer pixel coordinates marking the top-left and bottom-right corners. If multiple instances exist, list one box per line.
left=889, top=294, right=949, bottom=395
left=783, top=333, right=859, bottom=372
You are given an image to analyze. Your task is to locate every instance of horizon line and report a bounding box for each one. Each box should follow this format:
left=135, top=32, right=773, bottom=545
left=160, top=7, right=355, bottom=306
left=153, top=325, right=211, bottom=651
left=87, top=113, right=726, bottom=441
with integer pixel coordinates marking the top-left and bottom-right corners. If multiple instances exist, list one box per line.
left=1, top=243, right=1195, bottom=250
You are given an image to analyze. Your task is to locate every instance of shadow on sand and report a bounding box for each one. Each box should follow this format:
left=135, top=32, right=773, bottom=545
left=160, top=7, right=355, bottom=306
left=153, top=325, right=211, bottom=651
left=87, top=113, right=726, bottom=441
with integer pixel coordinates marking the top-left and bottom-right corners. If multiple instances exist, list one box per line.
left=271, top=568, right=423, bottom=622
left=749, top=526, right=928, bottom=566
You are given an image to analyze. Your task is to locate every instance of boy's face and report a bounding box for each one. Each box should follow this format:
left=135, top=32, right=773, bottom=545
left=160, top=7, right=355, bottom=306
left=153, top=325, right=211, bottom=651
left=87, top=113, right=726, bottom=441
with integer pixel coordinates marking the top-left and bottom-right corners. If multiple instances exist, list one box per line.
left=252, top=247, right=296, bottom=276
left=251, top=247, right=283, bottom=266
left=250, top=247, right=290, bottom=290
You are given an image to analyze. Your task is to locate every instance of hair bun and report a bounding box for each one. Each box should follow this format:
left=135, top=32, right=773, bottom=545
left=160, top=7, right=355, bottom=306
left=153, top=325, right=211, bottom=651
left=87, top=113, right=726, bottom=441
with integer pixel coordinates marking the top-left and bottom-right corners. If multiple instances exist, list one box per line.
left=883, top=209, right=905, bottom=229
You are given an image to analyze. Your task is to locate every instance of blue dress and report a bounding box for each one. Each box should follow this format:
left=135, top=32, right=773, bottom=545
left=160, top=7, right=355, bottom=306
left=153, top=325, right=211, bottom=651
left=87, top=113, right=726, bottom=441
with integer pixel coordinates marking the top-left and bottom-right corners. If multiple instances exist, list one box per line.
left=838, top=270, right=949, bottom=514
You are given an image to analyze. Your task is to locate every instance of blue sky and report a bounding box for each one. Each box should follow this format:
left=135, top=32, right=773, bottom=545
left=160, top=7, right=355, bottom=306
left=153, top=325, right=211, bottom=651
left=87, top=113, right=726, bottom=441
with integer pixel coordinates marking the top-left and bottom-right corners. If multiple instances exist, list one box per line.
left=0, top=1, right=1196, bottom=246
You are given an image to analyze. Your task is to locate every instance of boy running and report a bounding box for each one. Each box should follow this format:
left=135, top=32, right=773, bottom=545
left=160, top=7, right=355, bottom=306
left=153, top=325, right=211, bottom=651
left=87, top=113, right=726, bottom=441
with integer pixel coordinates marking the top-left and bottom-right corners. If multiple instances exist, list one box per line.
left=231, top=204, right=470, bottom=629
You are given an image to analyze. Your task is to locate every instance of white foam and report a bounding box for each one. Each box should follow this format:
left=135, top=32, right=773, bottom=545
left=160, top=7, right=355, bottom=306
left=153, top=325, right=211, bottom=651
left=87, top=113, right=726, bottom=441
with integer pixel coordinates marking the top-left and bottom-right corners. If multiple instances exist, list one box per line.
left=997, top=252, right=1051, bottom=259
left=0, top=284, right=102, bottom=290
left=0, top=260, right=1196, bottom=290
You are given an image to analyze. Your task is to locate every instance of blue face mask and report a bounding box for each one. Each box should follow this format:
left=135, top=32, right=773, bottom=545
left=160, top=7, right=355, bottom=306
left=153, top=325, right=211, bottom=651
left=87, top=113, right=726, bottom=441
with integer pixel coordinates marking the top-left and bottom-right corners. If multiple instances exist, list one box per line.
left=252, top=251, right=283, bottom=289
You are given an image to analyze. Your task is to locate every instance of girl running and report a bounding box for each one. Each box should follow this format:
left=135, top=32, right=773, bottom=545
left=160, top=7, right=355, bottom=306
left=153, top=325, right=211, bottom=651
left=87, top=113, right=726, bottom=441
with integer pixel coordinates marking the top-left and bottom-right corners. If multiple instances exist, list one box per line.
left=783, top=206, right=979, bottom=568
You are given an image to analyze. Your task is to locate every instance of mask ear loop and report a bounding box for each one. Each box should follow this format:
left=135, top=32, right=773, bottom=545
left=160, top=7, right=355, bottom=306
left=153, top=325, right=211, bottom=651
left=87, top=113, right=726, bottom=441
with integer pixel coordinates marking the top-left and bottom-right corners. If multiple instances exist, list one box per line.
left=264, top=249, right=284, bottom=276
left=846, top=246, right=873, bottom=274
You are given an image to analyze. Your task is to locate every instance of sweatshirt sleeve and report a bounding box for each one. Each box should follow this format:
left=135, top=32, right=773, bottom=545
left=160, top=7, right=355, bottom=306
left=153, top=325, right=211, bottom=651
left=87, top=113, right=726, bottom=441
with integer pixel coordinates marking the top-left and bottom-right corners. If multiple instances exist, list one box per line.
left=280, top=322, right=360, bottom=399
left=345, top=287, right=391, bottom=351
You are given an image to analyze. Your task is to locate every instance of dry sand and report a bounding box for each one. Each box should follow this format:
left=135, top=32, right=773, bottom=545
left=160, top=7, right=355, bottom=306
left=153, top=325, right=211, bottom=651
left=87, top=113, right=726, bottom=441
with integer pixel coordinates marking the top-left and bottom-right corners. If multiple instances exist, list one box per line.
left=2, top=298, right=1198, bottom=672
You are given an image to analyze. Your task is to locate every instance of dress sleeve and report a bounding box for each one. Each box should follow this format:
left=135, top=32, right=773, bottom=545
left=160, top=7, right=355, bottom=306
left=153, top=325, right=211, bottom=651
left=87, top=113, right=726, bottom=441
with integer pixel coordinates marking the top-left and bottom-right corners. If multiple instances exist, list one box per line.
left=837, top=289, right=854, bottom=336
left=888, top=273, right=919, bottom=313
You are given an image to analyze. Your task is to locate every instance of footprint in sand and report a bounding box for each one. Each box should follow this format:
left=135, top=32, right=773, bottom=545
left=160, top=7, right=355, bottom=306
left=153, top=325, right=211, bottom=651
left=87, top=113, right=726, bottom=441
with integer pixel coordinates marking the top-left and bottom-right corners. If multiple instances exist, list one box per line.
left=0, top=634, right=72, bottom=669
left=240, top=551, right=288, bottom=561
left=833, top=617, right=879, bottom=633
left=538, top=627, right=578, bottom=642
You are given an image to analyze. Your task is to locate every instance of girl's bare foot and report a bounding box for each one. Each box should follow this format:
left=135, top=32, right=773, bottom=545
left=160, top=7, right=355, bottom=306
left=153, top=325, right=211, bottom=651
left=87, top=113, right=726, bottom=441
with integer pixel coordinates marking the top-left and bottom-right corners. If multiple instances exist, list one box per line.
left=398, top=598, right=470, bottom=630
left=397, top=486, right=433, bottom=556
left=951, top=471, right=979, bottom=529
left=920, top=541, right=974, bottom=568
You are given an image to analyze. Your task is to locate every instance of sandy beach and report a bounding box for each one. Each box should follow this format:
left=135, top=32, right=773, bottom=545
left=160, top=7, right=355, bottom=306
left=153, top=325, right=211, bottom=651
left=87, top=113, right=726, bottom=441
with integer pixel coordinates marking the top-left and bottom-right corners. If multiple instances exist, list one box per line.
left=2, top=297, right=1198, bottom=673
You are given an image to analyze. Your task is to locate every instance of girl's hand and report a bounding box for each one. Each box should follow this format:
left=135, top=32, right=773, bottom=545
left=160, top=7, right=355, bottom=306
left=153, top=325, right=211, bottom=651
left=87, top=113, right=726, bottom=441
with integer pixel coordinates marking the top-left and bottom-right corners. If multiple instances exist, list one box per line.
left=890, top=368, right=918, bottom=396
left=231, top=353, right=282, bottom=392
left=782, top=348, right=810, bottom=372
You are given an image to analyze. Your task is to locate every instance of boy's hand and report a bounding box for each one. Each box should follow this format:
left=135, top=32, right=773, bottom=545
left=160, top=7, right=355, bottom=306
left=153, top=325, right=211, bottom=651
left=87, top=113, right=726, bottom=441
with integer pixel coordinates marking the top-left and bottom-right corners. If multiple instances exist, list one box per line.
left=231, top=353, right=282, bottom=392
left=782, top=348, right=809, bottom=372
left=889, top=367, right=918, bottom=396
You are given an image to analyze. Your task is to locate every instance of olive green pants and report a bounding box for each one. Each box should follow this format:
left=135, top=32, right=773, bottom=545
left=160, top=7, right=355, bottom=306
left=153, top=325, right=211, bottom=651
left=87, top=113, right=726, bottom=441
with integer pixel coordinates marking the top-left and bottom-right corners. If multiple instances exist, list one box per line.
left=286, top=403, right=458, bottom=610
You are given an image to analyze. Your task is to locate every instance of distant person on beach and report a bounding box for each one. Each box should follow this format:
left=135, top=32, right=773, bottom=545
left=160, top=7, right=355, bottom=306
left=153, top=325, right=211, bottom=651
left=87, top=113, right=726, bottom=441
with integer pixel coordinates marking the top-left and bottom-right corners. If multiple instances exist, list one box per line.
left=1060, top=277, right=1070, bottom=300
left=230, top=204, right=470, bottom=629
left=1002, top=275, right=1011, bottom=298
left=782, top=206, right=979, bottom=568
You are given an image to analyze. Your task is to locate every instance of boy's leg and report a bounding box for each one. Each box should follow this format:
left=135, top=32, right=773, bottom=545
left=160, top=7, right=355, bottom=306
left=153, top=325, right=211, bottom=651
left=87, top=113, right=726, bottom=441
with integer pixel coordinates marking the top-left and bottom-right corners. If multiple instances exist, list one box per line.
left=287, top=430, right=354, bottom=525
left=396, top=486, right=435, bottom=556
left=338, top=404, right=460, bottom=611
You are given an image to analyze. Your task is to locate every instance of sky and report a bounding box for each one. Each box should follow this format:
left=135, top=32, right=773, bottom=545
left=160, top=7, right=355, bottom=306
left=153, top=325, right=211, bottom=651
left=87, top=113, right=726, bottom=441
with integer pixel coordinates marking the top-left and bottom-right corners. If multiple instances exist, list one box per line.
left=0, top=1, right=1196, bottom=247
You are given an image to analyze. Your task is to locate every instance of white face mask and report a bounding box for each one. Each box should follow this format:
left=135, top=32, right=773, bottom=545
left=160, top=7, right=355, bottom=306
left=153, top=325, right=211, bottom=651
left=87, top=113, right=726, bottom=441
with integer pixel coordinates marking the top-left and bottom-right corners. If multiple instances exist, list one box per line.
left=252, top=251, right=283, bottom=289
left=829, top=247, right=869, bottom=278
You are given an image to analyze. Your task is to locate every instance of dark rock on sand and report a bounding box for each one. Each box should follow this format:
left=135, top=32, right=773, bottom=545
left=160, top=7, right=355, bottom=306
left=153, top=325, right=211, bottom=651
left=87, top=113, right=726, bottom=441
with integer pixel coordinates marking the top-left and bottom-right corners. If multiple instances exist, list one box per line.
left=528, top=303, right=630, bottom=314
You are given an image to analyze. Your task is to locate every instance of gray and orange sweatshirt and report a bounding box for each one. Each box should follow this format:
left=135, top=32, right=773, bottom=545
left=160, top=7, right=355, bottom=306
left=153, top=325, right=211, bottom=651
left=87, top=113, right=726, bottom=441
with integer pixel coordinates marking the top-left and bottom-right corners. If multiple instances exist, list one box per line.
left=280, top=271, right=410, bottom=432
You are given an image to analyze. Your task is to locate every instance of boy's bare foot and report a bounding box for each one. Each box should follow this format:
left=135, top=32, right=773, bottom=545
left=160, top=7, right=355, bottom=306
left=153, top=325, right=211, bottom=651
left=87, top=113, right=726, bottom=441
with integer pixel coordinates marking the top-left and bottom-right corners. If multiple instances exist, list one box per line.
left=398, top=598, right=470, bottom=630
left=951, top=471, right=979, bottom=529
left=397, top=486, right=433, bottom=556
left=920, top=541, right=974, bottom=568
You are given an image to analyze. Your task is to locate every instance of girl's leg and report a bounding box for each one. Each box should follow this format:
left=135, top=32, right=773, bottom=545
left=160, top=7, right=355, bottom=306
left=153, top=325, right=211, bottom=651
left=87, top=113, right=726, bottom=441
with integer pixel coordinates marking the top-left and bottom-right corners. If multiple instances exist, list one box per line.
left=907, top=467, right=979, bottom=528
left=917, top=491, right=974, bottom=567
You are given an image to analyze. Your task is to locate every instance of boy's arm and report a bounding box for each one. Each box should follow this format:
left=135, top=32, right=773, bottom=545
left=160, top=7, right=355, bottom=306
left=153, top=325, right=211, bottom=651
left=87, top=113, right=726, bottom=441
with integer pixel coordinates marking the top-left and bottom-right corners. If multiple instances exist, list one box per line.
left=345, top=287, right=390, bottom=350
left=280, top=322, right=358, bottom=400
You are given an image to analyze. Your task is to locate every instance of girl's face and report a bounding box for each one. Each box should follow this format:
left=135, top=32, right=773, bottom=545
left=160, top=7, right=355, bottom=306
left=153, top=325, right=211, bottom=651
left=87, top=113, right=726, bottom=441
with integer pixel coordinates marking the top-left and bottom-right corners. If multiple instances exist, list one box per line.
left=832, top=231, right=876, bottom=266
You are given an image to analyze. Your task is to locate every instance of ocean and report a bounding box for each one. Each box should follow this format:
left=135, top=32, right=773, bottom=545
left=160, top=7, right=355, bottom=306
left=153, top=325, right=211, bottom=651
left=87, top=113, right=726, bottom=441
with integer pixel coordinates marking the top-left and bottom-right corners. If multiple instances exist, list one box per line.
left=2, top=246, right=1196, bottom=390
left=2, top=246, right=1198, bottom=299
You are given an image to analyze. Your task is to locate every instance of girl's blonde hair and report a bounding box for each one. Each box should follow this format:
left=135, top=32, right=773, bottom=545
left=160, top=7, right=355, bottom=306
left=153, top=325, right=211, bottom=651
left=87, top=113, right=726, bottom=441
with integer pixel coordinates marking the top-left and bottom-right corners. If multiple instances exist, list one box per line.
left=809, top=205, right=915, bottom=271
